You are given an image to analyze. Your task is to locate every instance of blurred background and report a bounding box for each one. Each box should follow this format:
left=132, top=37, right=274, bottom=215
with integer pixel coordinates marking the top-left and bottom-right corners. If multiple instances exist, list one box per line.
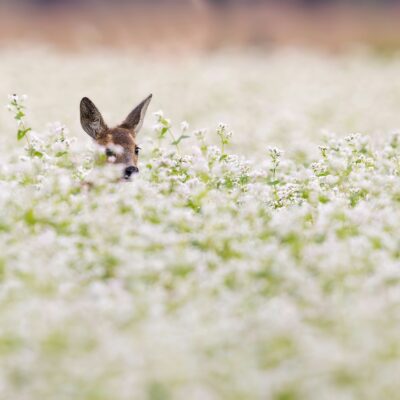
left=1, top=0, right=400, bottom=52
left=2, top=0, right=400, bottom=158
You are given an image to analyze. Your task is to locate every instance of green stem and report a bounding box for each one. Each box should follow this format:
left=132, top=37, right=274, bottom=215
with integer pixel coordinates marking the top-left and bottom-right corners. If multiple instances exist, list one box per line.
left=168, top=128, right=181, bottom=154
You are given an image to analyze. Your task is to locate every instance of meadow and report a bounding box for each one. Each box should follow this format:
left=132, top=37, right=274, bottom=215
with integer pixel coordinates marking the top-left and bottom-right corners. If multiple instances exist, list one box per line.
left=1, top=47, right=400, bottom=399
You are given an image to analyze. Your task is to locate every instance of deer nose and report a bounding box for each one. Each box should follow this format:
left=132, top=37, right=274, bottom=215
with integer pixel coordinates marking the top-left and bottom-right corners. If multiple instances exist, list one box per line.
left=124, top=166, right=139, bottom=179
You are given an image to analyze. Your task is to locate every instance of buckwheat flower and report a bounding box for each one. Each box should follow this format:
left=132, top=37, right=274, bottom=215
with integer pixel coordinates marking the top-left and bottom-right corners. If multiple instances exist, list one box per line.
left=218, top=122, right=227, bottom=130
left=152, top=122, right=163, bottom=131
left=108, top=143, right=124, bottom=155
left=181, top=121, right=189, bottom=131
left=325, top=175, right=339, bottom=185
left=50, top=121, right=67, bottom=135
left=58, top=175, right=73, bottom=194
left=268, top=146, right=283, bottom=158
left=192, top=156, right=208, bottom=174
left=51, top=141, right=65, bottom=153
left=190, top=146, right=202, bottom=157
left=207, top=145, right=221, bottom=159
left=329, top=157, right=347, bottom=171
left=17, top=160, right=33, bottom=174
left=154, top=110, right=164, bottom=118
left=194, top=129, right=206, bottom=140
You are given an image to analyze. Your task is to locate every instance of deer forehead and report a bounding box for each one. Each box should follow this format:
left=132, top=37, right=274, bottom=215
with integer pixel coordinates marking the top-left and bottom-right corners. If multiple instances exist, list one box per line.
left=99, top=128, right=136, bottom=149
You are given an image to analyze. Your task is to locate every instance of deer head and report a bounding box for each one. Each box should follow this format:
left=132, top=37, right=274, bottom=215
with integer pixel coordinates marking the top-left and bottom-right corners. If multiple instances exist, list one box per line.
left=80, top=94, right=152, bottom=180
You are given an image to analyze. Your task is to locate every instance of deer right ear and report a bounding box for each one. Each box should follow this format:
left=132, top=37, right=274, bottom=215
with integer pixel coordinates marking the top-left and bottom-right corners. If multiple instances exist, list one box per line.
left=80, top=97, right=108, bottom=140
left=119, top=94, right=152, bottom=134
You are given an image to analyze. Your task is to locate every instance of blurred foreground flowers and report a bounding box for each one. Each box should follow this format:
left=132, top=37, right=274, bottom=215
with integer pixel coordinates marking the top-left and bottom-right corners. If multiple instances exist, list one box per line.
left=0, top=96, right=400, bottom=400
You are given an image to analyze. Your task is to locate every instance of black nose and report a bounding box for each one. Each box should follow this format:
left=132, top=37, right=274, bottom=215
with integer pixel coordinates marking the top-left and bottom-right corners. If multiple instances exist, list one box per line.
left=124, top=166, right=139, bottom=179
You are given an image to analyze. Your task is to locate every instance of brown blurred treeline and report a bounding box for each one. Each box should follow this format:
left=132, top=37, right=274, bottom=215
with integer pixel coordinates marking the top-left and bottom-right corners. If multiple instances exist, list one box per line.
left=1, top=0, right=400, bottom=51
left=1, top=0, right=400, bottom=5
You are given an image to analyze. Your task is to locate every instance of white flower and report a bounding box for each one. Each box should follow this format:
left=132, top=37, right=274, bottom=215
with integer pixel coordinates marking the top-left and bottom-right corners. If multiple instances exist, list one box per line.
left=8, top=94, right=18, bottom=101
left=51, top=141, right=65, bottom=153
left=152, top=123, right=163, bottom=131
left=181, top=121, right=189, bottom=131
left=154, top=110, right=164, bottom=118
left=268, top=146, right=283, bottom=158
left=108, top=143, right=124, bottom=155
left=218, top=122, right=227, bottom=130
left=194, top=129, right=206, bottom=140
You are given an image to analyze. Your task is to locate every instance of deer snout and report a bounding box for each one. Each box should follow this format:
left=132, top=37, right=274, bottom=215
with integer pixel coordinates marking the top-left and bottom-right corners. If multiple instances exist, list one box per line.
left=124, top=166, right=139, bottom=179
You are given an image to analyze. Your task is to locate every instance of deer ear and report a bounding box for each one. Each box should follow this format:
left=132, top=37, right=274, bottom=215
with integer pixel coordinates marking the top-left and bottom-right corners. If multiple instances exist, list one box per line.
left=120, top=94, right=152, bottom=134
left=80, top=97, right=108, bottom=139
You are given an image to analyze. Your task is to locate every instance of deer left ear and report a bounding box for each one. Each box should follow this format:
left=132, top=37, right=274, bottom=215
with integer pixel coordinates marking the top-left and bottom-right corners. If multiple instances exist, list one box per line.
left=80, top=97, right=108, bottom=140
left=120, top=94, right=152, bottom=134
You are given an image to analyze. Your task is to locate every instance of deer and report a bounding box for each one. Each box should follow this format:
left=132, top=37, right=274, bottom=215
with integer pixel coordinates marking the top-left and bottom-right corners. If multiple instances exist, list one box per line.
left=80, top=94, right=152, bottom=180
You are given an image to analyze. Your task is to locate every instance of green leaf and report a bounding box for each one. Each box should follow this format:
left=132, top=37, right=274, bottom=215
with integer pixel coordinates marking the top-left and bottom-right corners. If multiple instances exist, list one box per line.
left=159, top=127, right=168, bottom=139
left=33, top=151, right=44, bottom=158
left=269, top=180, right=280, bottom=186
left=24, top=209, right=37, bottom=226
left=28, top=147, right=43, bottom=158
left=17, top=127, right=31, bottom=141
left=15, top=111, right=25, bottom=120
left=160, top=118, right=170, bottom=127
left=171, top=135, right=190, bottom=146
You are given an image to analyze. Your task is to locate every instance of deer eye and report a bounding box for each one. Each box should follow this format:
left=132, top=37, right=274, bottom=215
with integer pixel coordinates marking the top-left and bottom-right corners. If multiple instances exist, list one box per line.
left=105, top=148, right=115, bottom=158
left=135, top=146, right=141, bottom=156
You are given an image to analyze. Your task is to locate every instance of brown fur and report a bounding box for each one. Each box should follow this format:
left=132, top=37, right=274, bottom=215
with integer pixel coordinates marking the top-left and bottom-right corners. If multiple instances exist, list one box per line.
left=80, top=95, right=152, bottom=177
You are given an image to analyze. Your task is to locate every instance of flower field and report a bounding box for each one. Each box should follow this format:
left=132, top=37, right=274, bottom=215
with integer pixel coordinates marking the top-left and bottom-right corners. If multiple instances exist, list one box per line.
left=1, top=48, right=400, bottom=399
